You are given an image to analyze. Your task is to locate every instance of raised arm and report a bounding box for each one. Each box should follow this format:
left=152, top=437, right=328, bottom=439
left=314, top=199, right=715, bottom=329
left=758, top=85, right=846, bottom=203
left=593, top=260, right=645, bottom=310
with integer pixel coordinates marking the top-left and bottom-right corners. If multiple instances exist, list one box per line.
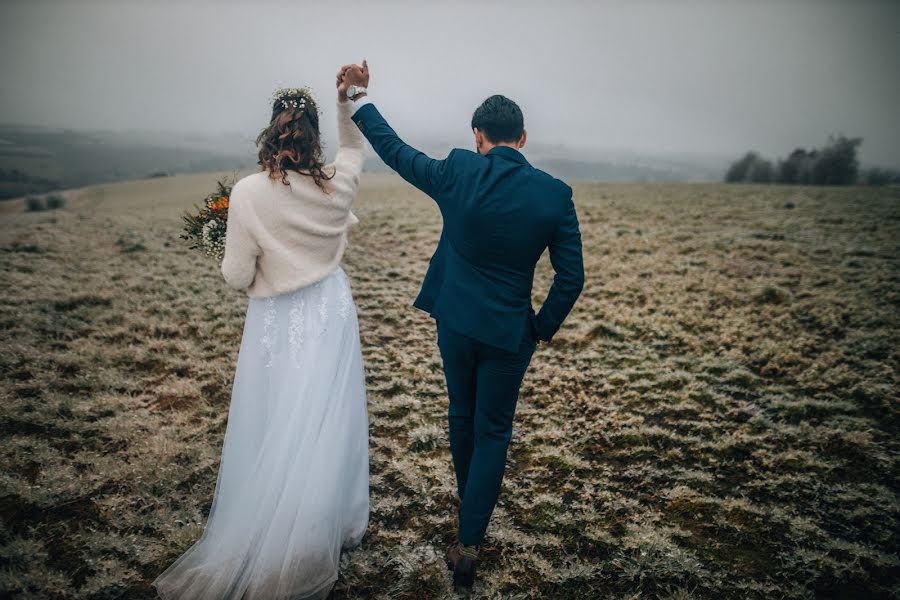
left=339, top=60, right=452, bottom=199
left=532, top=193, right=585, bottom=342
left=333, top=68, right=366, bottom=177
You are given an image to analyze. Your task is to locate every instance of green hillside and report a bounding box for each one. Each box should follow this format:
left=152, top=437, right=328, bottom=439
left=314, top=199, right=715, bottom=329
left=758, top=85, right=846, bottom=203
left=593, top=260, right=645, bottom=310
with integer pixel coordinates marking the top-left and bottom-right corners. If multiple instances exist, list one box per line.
left=0, top=126, right=253, bottom=200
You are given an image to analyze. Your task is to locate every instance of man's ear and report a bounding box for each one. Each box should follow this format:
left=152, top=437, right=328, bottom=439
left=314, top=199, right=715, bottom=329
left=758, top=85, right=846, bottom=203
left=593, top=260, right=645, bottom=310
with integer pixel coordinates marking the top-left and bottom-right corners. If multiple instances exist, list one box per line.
left=518, top=130, right=527, bottom=149
left=474, top=128, right=484, bottom=154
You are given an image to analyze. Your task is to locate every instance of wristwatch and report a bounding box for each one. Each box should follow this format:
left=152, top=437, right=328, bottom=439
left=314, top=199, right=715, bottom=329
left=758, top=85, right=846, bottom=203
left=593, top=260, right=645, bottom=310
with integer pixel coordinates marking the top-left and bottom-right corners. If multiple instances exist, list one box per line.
left=347, top=85, right=367, bottom=100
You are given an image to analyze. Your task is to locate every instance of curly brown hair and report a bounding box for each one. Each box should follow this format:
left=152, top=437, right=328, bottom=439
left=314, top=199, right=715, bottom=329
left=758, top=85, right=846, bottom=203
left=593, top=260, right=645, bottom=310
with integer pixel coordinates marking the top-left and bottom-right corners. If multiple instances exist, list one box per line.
left=256, top=91, right=334, bottom=193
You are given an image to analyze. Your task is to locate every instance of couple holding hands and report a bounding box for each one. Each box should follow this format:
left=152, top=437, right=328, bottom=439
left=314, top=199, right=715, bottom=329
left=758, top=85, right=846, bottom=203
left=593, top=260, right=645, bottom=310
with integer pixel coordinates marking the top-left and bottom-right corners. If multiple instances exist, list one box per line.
left=154, top=59, right=583, bottom=598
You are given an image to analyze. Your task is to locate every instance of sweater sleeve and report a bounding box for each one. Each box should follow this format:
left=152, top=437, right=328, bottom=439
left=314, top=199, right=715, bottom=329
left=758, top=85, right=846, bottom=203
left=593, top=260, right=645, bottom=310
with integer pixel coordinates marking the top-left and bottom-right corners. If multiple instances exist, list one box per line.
left=332, top=99, right=366, bottom=179
left=220, top=187, right=260, bottom=290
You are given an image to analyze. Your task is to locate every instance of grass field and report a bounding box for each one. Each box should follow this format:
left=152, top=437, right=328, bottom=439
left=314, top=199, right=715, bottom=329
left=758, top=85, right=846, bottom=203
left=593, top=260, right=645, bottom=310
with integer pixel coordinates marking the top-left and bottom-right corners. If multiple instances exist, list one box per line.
left=0, top=171, right=898, bottom=599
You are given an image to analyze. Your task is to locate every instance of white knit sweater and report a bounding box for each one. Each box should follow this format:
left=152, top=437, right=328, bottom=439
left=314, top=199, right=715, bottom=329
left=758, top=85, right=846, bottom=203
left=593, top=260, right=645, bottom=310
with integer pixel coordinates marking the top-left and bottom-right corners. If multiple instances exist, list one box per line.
left=220, top=99, right=366, bottom=297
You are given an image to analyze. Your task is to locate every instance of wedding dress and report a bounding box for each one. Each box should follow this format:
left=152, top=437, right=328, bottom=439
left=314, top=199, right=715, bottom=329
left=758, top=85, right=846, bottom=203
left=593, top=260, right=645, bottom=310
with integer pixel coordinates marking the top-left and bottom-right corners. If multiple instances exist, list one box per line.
left=153, top=266, right=369, bottom=600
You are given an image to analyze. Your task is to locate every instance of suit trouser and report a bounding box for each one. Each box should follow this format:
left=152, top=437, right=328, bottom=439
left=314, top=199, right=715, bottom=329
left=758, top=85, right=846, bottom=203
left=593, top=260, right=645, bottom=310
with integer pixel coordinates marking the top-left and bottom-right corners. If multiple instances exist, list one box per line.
left=436, top=320, right=536, bottom=546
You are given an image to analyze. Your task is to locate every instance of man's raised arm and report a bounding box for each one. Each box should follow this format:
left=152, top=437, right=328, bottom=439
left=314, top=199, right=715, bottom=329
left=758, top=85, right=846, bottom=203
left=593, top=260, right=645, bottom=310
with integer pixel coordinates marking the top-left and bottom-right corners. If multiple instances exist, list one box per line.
left=339, top=61, right=453, bottom=199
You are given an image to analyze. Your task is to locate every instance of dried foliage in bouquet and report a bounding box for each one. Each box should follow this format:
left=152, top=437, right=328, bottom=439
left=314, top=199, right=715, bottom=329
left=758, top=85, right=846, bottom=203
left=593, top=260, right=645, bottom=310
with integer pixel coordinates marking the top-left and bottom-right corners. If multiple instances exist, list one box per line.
left=180, top=174, right=236, bottom=260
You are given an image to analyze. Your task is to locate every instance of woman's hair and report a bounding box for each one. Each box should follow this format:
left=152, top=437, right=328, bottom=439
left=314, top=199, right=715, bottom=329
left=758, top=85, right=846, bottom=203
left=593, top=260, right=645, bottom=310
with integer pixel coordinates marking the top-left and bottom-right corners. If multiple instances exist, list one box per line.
left=256, top=88, right=334, bottom=193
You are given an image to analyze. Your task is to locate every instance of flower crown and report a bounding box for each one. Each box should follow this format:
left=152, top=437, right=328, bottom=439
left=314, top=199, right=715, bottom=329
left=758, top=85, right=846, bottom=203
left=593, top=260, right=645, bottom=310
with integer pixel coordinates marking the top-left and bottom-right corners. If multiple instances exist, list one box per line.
left=271, top=86, right=318, bottom=114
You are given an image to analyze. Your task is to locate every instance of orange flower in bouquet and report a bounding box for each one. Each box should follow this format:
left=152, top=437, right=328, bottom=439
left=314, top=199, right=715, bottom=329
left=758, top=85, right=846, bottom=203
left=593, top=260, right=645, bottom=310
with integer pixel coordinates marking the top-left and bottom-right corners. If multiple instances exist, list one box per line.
left=181, top=174, right=236, bottom=260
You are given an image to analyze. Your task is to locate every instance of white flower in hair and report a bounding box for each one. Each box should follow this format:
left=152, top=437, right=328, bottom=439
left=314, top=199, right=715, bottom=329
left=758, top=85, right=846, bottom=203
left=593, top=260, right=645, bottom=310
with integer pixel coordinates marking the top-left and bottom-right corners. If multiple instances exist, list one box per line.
left=271, top=86, right=319, bottom=114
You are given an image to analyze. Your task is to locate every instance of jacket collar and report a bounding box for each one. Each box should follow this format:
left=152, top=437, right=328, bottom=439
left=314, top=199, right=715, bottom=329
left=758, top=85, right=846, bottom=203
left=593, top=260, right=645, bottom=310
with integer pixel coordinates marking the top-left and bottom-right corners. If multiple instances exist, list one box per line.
left=486, top=145, right=529, bottom=165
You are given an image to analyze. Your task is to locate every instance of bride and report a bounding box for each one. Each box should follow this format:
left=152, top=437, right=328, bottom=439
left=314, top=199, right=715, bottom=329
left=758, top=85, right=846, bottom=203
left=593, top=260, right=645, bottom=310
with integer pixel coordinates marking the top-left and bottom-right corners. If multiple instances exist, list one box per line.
left=153, top=74, right=369, bottom=599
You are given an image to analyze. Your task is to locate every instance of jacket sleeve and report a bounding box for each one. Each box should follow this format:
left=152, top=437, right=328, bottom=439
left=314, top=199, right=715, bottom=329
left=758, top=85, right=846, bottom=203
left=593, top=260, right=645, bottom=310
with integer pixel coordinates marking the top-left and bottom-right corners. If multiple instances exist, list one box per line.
left=220, top=186, right=260, bottom=290
left=533, top=192, right=585, bottom=342
left=351, top=102, right=454, bottom=201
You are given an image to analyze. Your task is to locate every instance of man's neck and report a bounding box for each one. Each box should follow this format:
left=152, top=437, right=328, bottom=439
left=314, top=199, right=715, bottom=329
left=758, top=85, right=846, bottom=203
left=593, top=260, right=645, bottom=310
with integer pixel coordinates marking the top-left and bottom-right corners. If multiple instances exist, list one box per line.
left=482, top=142, right=521, bottom=154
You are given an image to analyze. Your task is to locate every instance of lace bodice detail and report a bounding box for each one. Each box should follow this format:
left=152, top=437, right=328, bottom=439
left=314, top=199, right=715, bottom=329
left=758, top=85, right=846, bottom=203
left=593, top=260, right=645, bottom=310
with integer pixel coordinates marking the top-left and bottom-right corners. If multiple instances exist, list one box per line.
left=254, top=267, right=355, bottom=369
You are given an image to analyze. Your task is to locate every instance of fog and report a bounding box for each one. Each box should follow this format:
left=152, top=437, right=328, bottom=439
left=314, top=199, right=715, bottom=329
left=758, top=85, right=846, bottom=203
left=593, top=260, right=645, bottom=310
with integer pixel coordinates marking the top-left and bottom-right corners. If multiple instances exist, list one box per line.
left=2, top=0, right=899, bottom=167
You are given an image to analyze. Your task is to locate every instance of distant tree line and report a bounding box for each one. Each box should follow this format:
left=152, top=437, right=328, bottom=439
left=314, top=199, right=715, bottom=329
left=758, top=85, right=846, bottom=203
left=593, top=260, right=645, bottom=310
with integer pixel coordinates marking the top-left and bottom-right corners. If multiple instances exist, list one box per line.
left=725, top=136, right=900, bottom=186
left=0, top=168, right=61, bottom=200
left=0, top=168, right=58, bottom=186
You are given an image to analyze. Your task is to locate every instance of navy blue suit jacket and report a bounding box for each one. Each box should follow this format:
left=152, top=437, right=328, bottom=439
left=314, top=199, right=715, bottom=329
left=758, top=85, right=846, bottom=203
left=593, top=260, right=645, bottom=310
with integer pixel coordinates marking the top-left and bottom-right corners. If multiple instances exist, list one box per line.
left=351, top=102, right=584, bottom=353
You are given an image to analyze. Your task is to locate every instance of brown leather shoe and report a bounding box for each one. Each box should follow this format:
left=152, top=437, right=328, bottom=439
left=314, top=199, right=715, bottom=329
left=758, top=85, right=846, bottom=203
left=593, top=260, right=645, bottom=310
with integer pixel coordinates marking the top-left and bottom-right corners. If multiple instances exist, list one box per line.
left=445, top=542, right=478, bottom=590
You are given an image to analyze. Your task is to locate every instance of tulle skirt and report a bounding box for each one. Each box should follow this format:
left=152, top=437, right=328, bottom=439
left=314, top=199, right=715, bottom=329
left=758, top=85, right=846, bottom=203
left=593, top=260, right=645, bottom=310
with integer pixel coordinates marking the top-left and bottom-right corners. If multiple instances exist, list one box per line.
left=153, top=266, right=369, bottom=600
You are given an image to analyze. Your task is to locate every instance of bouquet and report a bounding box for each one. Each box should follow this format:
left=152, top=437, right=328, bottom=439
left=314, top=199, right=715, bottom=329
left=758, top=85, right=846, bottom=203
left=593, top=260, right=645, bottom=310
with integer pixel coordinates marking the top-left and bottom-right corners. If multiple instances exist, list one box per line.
left=181, top=174, right=235, bottom=260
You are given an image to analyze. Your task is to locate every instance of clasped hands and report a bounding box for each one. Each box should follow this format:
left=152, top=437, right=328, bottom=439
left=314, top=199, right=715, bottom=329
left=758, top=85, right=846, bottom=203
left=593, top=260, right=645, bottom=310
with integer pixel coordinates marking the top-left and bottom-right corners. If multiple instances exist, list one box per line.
left=336, top=60, right=370, bottom=103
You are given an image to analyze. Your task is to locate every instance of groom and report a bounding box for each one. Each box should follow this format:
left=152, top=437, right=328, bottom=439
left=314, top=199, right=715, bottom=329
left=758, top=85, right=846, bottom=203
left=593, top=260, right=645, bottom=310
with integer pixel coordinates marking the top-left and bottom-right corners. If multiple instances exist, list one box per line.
left=338, top=61, right=584, bottom=589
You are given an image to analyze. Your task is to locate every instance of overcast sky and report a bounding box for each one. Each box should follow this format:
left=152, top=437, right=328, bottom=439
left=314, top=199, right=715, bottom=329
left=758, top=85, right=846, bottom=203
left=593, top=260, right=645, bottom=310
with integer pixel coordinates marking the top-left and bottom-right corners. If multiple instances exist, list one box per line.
left=1, top=0, right=899, bottom=167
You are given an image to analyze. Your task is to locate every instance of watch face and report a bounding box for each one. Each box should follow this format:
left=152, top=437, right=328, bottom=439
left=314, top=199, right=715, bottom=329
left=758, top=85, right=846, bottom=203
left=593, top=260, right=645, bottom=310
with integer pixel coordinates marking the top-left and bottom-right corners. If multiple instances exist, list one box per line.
left=348, top=85, right=357, bottom=97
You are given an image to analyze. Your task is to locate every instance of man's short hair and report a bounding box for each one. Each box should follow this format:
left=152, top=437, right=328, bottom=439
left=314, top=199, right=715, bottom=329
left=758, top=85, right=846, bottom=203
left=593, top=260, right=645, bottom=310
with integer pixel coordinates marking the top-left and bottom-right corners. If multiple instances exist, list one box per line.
left=471, top=95, right=524, bottom=144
